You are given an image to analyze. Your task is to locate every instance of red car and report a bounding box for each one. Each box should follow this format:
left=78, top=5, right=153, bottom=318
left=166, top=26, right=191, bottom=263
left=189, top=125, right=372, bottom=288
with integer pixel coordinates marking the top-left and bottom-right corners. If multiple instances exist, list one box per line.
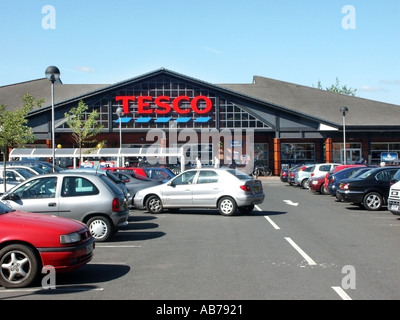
left=309, top=175, right=328, bottom=194
left=0, top=202, right=94, bottom=288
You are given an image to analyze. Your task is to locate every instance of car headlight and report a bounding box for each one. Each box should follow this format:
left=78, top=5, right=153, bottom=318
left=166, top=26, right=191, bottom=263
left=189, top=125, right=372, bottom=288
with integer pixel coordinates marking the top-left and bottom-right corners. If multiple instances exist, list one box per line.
left=60, top=232, right=82, bottom=244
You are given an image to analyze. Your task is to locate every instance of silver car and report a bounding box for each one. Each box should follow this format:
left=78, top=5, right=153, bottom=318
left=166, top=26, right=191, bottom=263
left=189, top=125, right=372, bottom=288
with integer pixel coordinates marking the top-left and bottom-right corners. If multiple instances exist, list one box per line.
left=0, top=171, right=130, bottom=242
left=133, top=168, right=265, bottom=216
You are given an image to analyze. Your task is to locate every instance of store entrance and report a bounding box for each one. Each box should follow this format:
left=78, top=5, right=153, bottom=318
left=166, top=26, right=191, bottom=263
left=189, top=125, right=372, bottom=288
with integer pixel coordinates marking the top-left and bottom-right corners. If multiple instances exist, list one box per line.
left=340, top=148, right=362, bottom=164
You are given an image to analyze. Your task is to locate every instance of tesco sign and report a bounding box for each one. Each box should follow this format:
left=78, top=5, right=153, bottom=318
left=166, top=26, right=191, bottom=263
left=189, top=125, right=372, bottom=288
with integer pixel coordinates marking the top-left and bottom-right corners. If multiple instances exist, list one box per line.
left=115, top=95, right=213, bottom=115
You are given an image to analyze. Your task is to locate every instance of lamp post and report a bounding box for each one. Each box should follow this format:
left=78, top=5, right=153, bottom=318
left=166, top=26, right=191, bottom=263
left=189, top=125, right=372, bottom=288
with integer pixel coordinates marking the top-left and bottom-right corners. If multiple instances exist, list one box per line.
left=340, top=106, right=349, bottom=165
left=45, top=66, right=60, bottom=172
left=116, top=107, right=124, bottom=166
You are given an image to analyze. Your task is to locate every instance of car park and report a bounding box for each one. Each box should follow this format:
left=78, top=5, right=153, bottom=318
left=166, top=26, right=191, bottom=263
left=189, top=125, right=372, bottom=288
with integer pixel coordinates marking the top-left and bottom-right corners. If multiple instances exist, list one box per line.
left=294, top=164, right=315, bottom=189
left=336, top=167, right=400, bottom=211
left=0, top=171, right=130, bottom=242
left=133, top=168, right=265, bottom=216
left=0, top=201, right=94, bottom=288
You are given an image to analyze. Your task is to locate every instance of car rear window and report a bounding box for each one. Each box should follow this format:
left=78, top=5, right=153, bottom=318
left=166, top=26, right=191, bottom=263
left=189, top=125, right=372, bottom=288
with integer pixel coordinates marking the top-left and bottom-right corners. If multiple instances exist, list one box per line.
left=99, top=174, right=125, bottom=196
left=226, top=169, right=251, bottom=180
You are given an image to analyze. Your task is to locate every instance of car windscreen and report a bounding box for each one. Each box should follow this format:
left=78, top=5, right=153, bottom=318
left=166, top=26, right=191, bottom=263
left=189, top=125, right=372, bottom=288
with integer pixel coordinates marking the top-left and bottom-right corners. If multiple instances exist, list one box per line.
left=0, top=201, right=13, bottom=213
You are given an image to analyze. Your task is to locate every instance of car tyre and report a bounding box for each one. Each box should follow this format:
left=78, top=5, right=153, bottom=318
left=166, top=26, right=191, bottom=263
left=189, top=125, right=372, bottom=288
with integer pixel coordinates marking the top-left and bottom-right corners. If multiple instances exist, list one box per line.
left=363, top=192, right=383, bottom=211
left=301, top=179, right=309, bottom=189
left=0, top=244, right=40, bottom=288
left=146, top=195, right=164, bottom=214
left=218, top=196, right=237, bottom=216
left=238, top=205, right=254, bottom=215
left=87, top=216, right=113, bottom=242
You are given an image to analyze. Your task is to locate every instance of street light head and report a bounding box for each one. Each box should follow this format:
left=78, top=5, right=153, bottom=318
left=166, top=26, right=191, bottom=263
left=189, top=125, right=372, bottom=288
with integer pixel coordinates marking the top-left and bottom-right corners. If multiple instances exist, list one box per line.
left=45, top=66, right=61, bottom=83
left=116, top=107, right=124, bottom=117
left=340, top=106, right=349, bottom=116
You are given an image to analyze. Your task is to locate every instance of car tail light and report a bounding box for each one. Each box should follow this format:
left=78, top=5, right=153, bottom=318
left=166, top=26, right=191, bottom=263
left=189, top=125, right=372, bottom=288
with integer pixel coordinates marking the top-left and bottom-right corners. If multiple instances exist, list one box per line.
left=340, top=183, right=350, bottom=190
left=240, top=185, right=251, bottom=192
left=112, top=198, right=120, bottom=212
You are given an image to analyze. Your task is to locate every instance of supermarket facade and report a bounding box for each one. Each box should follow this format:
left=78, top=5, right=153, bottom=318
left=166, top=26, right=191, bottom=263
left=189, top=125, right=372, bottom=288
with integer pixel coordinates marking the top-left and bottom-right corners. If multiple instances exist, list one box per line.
left=1, top=68, right=400, bottom=174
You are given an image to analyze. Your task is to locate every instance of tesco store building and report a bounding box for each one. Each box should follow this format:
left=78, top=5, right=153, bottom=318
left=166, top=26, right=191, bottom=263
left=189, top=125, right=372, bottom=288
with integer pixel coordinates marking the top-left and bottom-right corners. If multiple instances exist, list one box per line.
left=3, top=68, right=400, bottom=174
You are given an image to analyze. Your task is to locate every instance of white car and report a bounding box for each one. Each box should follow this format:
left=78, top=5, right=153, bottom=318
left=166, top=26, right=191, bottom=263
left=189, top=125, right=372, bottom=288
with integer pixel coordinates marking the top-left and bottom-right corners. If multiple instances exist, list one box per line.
left=133, top=168, right=265, bottom=216
left=310, top=163, right=340, bottom=178
left=388, top=181, right=400, bottom=215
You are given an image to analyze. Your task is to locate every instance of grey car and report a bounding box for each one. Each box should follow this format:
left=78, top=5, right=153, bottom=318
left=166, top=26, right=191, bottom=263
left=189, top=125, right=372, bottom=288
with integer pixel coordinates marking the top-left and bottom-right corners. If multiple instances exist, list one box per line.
left=0, top=171, right=130, bottom=242
left=133, top=168, right=265, bottom=216
left=294, top=164, right=315, bottom=189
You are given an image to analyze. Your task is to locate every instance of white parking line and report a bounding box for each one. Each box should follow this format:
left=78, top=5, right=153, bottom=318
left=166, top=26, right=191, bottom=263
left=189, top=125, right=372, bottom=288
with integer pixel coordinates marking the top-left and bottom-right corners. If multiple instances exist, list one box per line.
left=0, top=286, right=104, bottom=293
left=264, top=216, right=280, bottom=229
left=332, top=286, right=352, bottom=300
left=285, top=237, right=317, bottom=266
left=255, top=205, right=262, bottom=211
left=95, top=245, right=141, bottom=248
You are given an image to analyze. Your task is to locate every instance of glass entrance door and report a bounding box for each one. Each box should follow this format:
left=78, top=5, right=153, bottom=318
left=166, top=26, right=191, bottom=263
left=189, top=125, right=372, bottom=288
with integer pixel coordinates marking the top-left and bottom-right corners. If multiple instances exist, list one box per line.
left=340, top=148, right=362, bottom=164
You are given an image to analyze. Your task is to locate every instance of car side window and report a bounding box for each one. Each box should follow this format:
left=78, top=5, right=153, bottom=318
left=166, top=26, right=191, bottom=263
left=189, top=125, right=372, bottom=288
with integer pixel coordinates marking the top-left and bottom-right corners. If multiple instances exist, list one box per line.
left=197, top=171, right=218, bottom=184
left=172, top=171, right=197, bottom=185
left=319, top=165, right=331, bottom=172
left=14, top=177, right=57, bottom=199
left=61, top=177, right=99, bottom=197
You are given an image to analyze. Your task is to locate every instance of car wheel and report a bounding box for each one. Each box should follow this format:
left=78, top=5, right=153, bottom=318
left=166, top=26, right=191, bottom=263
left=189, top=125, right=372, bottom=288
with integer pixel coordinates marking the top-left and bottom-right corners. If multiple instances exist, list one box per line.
left=0, top=244, right=40, bottom=288
left=301, top=179, right=309, bottom=189
left=146, top=195, right=163, bottom=214
left=363, top=192, right=383, bottom=211
left=218, top=197, right=237, bottom=216
left=238, top=205, right=254, bottom=215
left=87, top=216, right=113, bottom=242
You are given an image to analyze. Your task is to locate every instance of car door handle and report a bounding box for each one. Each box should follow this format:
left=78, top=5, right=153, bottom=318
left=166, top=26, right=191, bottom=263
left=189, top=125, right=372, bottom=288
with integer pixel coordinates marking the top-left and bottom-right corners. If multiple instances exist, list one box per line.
left=48, top=202, right=57, bottom=207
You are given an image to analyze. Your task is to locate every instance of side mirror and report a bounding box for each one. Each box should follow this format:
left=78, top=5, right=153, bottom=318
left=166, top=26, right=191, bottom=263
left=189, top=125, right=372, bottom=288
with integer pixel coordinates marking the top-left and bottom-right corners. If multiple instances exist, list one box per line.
left=3, top=193, right=20, bottom=201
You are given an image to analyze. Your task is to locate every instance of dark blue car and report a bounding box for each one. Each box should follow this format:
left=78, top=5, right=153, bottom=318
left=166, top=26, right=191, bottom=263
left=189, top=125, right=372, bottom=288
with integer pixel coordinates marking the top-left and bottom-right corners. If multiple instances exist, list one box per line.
left=327, top=167, right=373, bottom=196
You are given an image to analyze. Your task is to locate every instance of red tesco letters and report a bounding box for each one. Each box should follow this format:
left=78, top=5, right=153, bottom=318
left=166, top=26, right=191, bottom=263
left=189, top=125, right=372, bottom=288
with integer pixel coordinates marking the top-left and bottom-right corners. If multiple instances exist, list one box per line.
left=115, top=95, right=213, bottom=115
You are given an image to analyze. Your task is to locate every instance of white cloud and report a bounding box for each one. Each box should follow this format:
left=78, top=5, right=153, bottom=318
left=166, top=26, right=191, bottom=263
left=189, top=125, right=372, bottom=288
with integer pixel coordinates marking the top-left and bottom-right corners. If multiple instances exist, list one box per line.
left=359, top=85, right=387, bottom=92
left=201, top=46, right=223, bottom=55
left=378, top=79, right=400, bottom=85
left=75, top=66, right=96, bottom=73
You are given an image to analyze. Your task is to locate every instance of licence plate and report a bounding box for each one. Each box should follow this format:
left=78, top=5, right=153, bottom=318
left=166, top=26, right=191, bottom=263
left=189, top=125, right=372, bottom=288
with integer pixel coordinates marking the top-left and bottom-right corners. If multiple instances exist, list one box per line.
left=86, top=242, right=94, bottom=254
left=390, top=204, right=399, bottom=211
left=253, top=186, right=260, bottom=192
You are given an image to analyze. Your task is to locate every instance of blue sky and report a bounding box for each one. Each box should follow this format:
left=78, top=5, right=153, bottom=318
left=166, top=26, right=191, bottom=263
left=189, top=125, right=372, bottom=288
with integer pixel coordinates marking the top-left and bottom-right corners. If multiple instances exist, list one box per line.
left=1, top=0, right=399, bottom=105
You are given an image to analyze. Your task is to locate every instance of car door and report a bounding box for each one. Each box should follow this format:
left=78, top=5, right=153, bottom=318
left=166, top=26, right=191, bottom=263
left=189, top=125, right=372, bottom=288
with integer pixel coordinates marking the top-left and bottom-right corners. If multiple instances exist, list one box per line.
left=161, top=170, right=197, bottom=206
left=191, top=170, right=220, bottom=207
left=1, top=176, right=59, bottom=215
left=58, top=175, right=101, bottom=221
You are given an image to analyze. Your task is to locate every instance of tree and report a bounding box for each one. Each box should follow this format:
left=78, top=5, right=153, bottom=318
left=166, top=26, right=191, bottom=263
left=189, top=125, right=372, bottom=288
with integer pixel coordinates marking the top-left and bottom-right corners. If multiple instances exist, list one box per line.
left=0, top=94, right=44, bottom=192
left=64, top=100, right=104, bottom=165
left=314, top=77, right=357, bottom=96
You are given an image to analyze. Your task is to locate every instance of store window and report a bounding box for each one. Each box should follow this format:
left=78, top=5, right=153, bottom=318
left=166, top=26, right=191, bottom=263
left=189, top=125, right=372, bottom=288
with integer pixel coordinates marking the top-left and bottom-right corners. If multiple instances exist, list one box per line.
left=254, top=143, right=269, bottom=167
left=281, top=143, right=315, bottom=165
left=370, top=142, right=400, bottom=164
